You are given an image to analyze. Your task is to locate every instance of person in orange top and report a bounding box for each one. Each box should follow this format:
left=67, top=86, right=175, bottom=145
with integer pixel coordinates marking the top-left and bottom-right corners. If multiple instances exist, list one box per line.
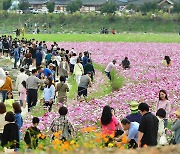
left=0, top=71, right=13, bottom=102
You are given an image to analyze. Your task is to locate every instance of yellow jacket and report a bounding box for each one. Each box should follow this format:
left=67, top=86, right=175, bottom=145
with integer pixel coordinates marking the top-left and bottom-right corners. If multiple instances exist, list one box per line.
left=73, top=63, right=84, bottom=75
left=0, top=76, right=13, bottom=91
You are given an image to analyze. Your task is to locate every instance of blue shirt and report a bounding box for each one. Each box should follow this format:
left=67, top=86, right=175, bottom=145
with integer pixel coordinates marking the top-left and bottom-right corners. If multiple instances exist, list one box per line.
left=15, top=113, right=23, bottom=130
left=43, top=68, right=52, bottom=77
left=126, top=112, right=142, bottom=123
left=82, top=56, right=88, bottom=66
left=14, top=48, right=19, bottom=59
left=36, top=51, right=43, bottom=64
left=128, top=122, right=139, bottom=142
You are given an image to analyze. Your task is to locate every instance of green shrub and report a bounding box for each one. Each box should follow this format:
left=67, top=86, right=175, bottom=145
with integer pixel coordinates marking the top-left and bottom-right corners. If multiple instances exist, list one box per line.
left=111, top=69, right=124, bottom=91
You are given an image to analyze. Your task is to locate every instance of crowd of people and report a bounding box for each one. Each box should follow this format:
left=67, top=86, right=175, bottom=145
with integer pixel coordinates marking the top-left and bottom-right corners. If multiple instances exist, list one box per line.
left=0, top=34, right=179, bottom=152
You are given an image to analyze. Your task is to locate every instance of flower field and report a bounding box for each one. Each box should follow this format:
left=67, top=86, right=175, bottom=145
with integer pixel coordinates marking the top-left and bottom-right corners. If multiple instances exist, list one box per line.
left=56, top=42, right=180, bottom=125
left=20, top=42, right=180, bottom=152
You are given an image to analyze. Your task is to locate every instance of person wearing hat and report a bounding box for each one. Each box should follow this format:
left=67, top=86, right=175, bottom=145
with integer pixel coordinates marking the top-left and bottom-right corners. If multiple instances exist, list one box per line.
left=0, top=71, right=13, bottom=102
left=105, top=60, right=116, bottom=81
left=171, top=108, right=180, bottom=144
left=126, top=101, right=142, bottom=124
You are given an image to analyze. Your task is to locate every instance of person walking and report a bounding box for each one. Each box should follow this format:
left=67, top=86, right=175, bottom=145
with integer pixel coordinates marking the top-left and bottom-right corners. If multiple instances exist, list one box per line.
left=0, top=71, right=13, bottom=102
left=137, top=103, right=159, bottom=147
left=36, top=49, right=43, bottom=67
left=77, top=72, right=92, bottom=101
left=59, top=57, right=69, bottom=78
left=26, top=69, right=44, bottom=112
left=56, top=76, right=69, bottom=104
left=13, top=45, right=19, bottom=69
left=15, top=68, right=28, bottom=95
left=84, top=59, right=95, bottom=81
left=105, top=60, right=116, bottom=80
left=73, top=58, right=84, bottom=85
left=43, top=78, right=55, bottom=112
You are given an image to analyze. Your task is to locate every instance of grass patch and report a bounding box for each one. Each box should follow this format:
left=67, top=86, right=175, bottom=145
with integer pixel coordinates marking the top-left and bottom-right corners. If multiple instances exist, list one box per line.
left=88, top=63, right=112, bottom=100
left=31, top=104, right=46, bottom=117
left=94, top=63, right=124, bottom=91
left=19, top=33, right=180, bottom=43
left=111, top=69, right=124, bottom=91
left=67, top=63, right=124, bottom=100
left=67, top=75, right=78, bottom=100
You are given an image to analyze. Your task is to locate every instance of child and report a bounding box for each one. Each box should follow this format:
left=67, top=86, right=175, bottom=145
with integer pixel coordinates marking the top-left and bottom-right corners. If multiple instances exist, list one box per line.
left=4, top=91, right=14, bottom=112
left=13, top=103, right=23, bottom=141
left=20, top=81, right=27, bottom=108
left=1, top=111, right=19, bottom=151
left=24, top=117, right=43, bottom=149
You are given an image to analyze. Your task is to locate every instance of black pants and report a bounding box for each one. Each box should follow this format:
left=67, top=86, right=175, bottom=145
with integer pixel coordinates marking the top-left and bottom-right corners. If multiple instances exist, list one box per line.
left=70, top=64, right=74, bottom=73
left=128, top=139, right=138, bottom=149
left=27, top=89, right=37, bottom=112
left=78, top=87, right=87, bottom=97
left=105, top=71, right=111, bottom=80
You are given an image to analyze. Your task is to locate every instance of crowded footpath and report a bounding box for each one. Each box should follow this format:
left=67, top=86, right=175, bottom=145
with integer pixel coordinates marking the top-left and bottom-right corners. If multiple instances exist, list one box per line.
left=0, top=35, right=179, bottom=152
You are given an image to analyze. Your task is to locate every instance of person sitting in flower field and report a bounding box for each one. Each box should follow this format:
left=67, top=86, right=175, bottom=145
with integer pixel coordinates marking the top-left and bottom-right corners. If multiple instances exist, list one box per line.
left=126, top=101, right=142, bottom=124
left=24, top=117, right=45, bottom=149
left=101, top=105, right=119, bottom=136
left=162, top=56, right=172, bottom=67
left=115, top=118, right=139, bottom=149
left=50, top=106, right=74, bottom=141
left=121, top=57, right=130, bottom=70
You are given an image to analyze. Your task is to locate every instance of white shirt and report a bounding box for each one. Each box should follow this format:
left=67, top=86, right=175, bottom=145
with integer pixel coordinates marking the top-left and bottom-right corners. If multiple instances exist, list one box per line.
left=105, top=62, right=115, bottom=72
left=0, top=113, right=6, bottom=133
left=70, top=56, right=77, bottom=65
left=15, top=72, right=28, bottom=92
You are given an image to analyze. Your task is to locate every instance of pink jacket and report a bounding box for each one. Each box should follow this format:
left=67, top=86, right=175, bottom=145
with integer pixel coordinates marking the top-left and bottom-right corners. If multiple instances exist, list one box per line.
left=20, top=87, right=27, bottom=101
left=101, top=116, right=118, bottom=135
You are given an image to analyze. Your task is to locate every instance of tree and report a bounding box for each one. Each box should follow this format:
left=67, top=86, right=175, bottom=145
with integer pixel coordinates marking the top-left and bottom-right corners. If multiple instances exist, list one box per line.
left=173, top=2, right=180, bottom=13
left=47, top=1, right=55, bottom=13
left=100, top=1, right=117, bottom=14
left=140, top=1, right=158, bottom=14
left=19, top=0, right=29, bottom=10
left=2, top=0, right=11, bottom=10
left=66, top=0, right=82, bottom=13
